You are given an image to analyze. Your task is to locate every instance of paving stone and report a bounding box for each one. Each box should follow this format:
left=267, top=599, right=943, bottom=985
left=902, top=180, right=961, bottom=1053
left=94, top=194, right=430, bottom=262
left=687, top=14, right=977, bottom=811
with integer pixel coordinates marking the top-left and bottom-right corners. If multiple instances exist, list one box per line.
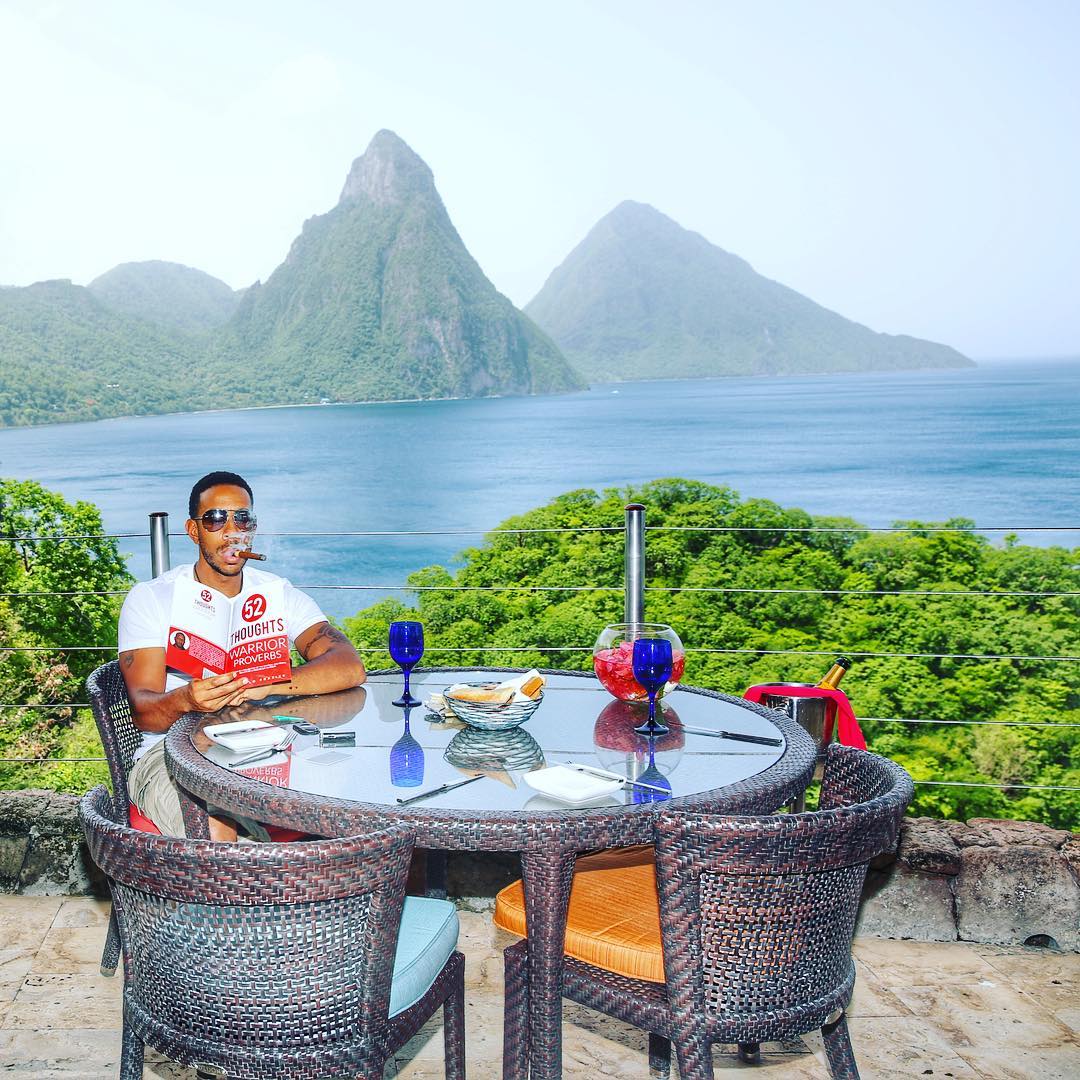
left=0, top=1027, right=119, bottom=1075
left=5, top=973, right=123, bottom=1029
left=32, top=924, right=110, bottom=975
left=845, top=962, right=913, bottom=1019
left=805, top=1016, right=982, bottom=1078
left=852, top=938, right=1001, bottom=987
left=0, top=896, right=61, bottom=983
left=4, top=896, right=1080, bottom=1077
left=892, top=980, right=1077, bottom=1051
left=51, top=897, right=111, bottom=928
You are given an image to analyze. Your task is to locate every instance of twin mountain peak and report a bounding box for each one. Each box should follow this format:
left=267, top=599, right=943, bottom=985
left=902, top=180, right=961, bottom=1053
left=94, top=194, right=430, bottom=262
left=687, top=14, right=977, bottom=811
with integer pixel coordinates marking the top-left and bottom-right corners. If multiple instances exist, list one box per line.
left=0, top=130, right=970, bottom=428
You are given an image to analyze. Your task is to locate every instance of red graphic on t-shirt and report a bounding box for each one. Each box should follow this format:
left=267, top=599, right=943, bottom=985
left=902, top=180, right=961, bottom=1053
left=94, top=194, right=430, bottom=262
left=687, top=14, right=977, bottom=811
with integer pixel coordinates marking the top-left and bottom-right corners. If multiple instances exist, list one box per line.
left=200, top=589, right=212, bottom=603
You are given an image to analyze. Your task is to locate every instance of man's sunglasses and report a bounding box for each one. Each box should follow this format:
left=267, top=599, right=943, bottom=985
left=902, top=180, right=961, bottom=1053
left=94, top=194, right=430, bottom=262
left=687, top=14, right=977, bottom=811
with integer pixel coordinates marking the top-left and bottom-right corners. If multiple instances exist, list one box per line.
left=197, top=508, right=257, bottom=532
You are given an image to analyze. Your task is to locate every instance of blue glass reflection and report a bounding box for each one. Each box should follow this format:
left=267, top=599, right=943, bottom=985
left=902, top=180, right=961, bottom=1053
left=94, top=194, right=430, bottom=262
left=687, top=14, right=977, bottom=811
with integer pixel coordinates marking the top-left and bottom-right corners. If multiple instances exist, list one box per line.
left=631, top=736, right=672, bottom=804
left=390, top=705, right=425, bottom=787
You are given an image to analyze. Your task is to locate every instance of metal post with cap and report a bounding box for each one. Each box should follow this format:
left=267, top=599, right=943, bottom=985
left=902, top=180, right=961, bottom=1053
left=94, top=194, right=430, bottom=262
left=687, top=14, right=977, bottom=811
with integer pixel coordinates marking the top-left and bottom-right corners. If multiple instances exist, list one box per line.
left=149, top=512, right=171, bottom=578
left=624, top=503, right=645, bottom=625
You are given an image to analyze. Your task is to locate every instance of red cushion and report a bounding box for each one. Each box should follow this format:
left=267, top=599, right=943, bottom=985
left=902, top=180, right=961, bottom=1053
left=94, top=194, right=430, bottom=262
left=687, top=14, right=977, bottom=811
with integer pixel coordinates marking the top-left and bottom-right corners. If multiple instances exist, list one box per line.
left=265, top=826, right=310, bottom=843
left=128, top=802, right=307, bottom=843
left=128, top=803, right=161, bottom=834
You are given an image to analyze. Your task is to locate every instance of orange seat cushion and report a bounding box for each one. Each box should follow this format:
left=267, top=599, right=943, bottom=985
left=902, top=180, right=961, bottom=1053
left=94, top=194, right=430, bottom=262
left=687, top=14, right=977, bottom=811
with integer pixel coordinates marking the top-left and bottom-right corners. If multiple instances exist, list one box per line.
left=494, top=845, right=664, bottom=982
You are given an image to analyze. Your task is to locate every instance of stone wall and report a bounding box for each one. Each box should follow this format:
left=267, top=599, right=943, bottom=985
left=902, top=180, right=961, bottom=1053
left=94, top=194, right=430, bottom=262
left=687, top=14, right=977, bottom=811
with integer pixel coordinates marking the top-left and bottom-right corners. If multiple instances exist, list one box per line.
left=0, top=790, right=105, bottom=896
left=2, top=790, right=1077, bottom=950
left=857, top=816, right=1080, bottom=951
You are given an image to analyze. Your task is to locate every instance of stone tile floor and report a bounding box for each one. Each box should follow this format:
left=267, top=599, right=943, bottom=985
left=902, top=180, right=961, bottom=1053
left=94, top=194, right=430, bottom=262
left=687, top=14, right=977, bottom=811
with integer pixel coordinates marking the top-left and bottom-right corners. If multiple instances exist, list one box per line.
left=1, top=895, right=1078, bottom=1078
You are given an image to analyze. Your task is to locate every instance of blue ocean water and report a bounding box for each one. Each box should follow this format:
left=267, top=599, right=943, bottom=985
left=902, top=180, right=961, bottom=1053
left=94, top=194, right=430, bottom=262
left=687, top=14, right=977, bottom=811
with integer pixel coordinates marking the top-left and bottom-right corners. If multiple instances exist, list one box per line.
left=1, top=359, right=1077, bottom=620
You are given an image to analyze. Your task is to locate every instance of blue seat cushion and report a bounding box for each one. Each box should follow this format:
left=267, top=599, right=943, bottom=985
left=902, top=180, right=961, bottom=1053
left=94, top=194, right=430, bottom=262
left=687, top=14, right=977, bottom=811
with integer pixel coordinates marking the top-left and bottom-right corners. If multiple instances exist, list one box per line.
left=389, top=896, right=460, bottom=1017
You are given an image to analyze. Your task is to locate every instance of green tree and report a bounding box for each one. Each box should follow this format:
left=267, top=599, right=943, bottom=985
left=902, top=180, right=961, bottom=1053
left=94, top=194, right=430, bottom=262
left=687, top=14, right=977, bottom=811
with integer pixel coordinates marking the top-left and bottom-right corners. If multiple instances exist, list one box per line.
left=0, top=479, right=132, bottom=791
left=342, top=480, right=1079, bottom=828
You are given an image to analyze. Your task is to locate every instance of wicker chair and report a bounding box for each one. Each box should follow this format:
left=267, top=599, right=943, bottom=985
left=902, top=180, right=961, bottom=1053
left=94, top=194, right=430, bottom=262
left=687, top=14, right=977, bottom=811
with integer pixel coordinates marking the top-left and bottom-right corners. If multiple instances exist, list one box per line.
left=80, top=784, right=466, bottom=1080
left=86, top=660, right=145, bottom=976
left=501, top=745, right=913, bottom=1079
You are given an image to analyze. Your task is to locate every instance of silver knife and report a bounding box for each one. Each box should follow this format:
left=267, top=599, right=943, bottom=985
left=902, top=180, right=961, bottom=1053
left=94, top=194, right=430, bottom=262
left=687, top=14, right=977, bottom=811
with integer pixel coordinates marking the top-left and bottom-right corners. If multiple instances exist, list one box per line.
left=396, top=774, right=485, bottom=805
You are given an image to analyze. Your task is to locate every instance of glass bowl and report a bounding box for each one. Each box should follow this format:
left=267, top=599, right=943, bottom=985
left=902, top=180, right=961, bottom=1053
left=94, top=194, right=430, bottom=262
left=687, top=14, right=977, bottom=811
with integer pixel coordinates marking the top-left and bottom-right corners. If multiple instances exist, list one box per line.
left=442, top=683, right=543, bottom=730
left=592, top=623, right=685, bottom=702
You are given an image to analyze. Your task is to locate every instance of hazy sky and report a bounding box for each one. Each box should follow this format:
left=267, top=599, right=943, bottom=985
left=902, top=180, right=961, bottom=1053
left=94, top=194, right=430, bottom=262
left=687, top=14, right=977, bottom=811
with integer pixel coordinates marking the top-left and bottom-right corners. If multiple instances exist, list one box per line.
left=1, top=0, right=1077, bottom=358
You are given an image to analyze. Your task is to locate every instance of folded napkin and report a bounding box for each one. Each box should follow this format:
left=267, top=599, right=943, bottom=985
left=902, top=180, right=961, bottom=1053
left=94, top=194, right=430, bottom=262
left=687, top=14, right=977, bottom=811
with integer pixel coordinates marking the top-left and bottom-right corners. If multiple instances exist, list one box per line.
left=205, top=720, right=290, bottom=754
left=742, top=684, right=867, bottom=750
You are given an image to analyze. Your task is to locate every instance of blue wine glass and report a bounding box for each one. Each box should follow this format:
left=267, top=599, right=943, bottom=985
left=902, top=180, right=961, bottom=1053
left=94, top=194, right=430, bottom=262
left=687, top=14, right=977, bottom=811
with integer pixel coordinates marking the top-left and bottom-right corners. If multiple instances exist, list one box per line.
left=631, top=736, right=672, bottom=804
left=389, top=620, right=424, bottom=706
left=632, top=637, right=673, bottom=736
left=390, top=704, right=425, bottom=788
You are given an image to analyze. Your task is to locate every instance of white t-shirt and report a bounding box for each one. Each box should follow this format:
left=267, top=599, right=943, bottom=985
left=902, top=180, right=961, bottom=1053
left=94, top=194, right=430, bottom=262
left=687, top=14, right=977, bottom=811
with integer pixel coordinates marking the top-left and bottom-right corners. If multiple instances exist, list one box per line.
left=118, top=564, right=326, bottom=757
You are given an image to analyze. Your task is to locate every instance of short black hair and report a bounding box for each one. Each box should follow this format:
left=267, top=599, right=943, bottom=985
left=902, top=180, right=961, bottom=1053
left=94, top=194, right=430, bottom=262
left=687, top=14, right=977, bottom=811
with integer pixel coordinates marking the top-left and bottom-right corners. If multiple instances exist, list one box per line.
left=188, top=471, right=254, bottom=519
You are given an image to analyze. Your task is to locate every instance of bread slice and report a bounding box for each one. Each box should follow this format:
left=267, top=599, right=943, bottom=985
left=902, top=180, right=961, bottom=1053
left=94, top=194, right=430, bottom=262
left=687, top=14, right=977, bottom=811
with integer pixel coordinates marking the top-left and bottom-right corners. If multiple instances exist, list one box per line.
left=447, top=685, right=515, bottom=705
left=518, top=674, right=545, bottom=699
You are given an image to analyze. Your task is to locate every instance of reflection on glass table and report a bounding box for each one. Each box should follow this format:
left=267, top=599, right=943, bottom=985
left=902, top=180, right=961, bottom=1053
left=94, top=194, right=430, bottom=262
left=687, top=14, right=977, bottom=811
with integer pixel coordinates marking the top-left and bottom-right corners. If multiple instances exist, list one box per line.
left=194, top=671, right=788, bottom=812
left=389, top=703, right=425, bottom=788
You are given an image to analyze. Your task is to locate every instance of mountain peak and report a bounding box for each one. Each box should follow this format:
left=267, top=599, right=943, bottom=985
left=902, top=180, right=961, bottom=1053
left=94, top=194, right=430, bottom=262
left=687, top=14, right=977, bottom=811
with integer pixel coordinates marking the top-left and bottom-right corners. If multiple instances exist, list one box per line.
left=526, top=204, right=972, bottom=381
left=338, top=129, right=436, bottom=207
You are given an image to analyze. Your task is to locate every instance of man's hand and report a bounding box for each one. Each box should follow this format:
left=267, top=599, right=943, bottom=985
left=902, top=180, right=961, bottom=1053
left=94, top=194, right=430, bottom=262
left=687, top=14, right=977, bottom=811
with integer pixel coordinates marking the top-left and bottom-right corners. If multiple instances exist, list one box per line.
left=120, top=649, right=250, bottom=733
left=185, top=672, right=250, bottom=712
left=241, top=622, right=366, bottom=701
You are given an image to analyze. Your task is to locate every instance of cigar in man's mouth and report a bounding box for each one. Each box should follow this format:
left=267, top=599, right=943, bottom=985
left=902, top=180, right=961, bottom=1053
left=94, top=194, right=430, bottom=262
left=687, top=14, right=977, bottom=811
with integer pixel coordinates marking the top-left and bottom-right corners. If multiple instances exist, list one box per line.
left=238, top=550, right=267, bottom=561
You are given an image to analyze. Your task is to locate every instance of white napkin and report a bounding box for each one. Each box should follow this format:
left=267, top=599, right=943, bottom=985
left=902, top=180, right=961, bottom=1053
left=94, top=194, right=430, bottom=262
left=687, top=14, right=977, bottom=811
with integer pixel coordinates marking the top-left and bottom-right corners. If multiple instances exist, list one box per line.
left=205, top=721, right=289, bottom=753
left=494, top=669, right=545, bottom=702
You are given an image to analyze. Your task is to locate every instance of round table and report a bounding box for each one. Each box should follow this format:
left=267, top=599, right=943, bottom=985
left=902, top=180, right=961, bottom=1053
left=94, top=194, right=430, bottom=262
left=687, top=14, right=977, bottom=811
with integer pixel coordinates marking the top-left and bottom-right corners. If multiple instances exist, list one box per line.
left=166, top=668, right=816, bottom=1079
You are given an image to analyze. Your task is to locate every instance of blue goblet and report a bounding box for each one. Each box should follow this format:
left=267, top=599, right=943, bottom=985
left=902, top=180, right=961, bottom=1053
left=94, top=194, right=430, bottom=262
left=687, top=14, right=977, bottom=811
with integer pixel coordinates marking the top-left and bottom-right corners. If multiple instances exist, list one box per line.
left=632, top=637, right=673, bottom=736
left=389, top=620, right=424, bottom=707
left=390, top=704, right=425, bottom=788
left=631, top=736, right=672, bottom=805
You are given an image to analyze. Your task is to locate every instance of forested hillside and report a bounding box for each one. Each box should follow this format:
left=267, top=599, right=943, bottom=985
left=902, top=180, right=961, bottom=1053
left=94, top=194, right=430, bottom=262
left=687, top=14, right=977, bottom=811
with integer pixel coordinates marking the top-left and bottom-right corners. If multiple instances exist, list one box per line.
left=0, top=282, right=200, bottom=427
left=2, top=478, right=1076, bottom=829
left=343, top=480, right=1079, bottom=827
left=88, top=260, right=239, bottom=333
left=0, top=131, right=582, bottom=429
left=527, top=201, right=973, bottom=381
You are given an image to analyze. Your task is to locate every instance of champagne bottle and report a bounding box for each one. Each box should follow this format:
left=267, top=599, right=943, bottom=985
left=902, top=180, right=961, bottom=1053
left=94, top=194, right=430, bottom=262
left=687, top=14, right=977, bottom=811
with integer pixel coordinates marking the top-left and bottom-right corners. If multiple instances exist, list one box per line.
left=816, top=656, right=851, bottom=690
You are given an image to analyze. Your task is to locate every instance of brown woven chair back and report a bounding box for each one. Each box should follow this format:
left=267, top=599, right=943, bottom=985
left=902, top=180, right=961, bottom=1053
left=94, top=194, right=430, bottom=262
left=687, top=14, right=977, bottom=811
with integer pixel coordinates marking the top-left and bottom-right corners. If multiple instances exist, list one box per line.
left=80, top=785, right=417, bottom=1071
left=654, top=744, right=913, bottom=1025
left=86, top=660, right=142, bottom=822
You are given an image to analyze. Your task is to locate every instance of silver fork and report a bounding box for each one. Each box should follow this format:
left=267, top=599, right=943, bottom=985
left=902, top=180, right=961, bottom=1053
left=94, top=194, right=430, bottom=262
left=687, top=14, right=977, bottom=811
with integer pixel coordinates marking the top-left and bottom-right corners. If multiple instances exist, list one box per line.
left=228, top=728, right=297, bottom=768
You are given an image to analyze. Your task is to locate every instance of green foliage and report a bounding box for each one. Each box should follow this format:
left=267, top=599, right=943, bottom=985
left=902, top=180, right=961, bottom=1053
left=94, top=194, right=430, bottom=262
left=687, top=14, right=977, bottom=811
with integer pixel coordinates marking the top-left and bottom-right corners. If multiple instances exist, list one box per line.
left=0, top=479, right=131, bottom=792
left=525, top=201, right=974, bottom=381
left=342, top=479, right=1079, bottom=829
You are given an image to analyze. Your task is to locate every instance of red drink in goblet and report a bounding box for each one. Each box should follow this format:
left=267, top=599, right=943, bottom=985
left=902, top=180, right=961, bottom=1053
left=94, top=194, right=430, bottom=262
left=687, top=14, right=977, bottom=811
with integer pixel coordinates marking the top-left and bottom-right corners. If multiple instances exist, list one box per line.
left=593, top=634, right=685, bottom=701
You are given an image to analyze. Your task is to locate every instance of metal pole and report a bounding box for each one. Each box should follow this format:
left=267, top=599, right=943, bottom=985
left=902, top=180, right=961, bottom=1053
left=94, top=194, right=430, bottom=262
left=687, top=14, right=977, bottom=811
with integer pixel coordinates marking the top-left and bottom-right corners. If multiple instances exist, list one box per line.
left=624, top=503, right=645, bottom=625
left=149, top=512, right=171, bottom=578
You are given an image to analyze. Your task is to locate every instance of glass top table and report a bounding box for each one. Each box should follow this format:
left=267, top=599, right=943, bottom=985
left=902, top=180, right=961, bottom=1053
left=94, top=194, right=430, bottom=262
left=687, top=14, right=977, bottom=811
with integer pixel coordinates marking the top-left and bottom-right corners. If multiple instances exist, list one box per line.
left=165, top=668, right=816, bottom=1080
left=197, top=670, right=796, bottom=811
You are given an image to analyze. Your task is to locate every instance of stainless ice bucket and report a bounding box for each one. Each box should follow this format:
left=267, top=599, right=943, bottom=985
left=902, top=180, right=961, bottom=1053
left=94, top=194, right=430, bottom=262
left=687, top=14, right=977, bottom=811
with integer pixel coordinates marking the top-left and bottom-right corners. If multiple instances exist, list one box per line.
left=761, top=684, right=831, bottom=813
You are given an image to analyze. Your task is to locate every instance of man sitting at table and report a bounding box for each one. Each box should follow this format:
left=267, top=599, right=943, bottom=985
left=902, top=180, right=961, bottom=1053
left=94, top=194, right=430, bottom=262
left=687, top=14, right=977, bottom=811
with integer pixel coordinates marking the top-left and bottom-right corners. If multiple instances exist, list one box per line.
left=118, top=470, right=366, bottom=841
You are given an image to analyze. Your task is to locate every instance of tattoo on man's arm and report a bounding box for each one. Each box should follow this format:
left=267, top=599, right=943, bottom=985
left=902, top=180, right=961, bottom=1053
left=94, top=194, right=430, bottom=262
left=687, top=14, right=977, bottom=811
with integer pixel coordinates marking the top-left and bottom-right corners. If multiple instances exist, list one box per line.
left=121, top=651, right=134, bottom=669
left=301, top=624, right=352, bottom=659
